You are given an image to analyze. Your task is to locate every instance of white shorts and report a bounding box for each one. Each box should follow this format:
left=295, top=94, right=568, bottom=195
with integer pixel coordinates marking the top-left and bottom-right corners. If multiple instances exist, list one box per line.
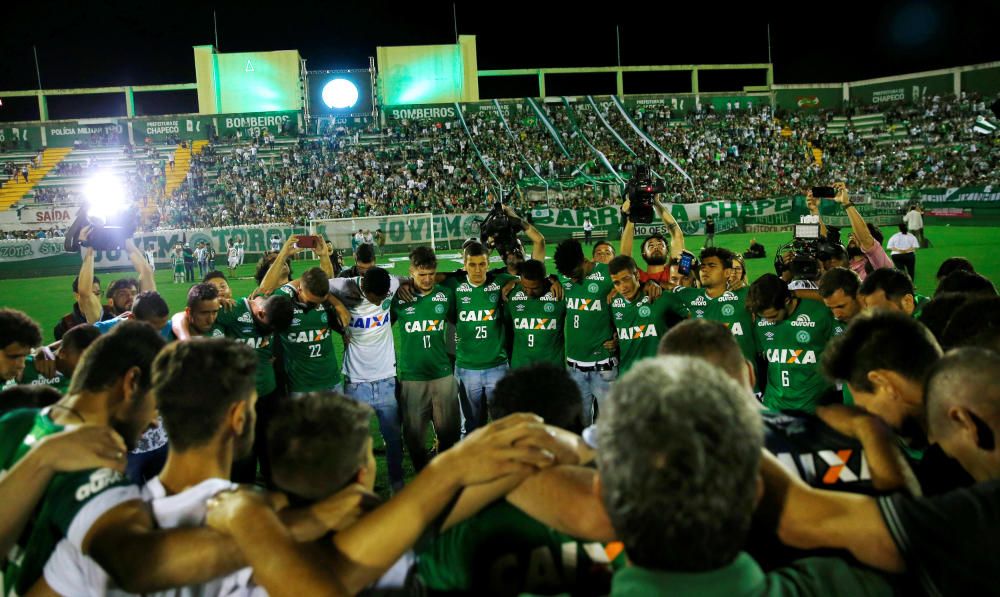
left=228, top=258, right=239, bottom=268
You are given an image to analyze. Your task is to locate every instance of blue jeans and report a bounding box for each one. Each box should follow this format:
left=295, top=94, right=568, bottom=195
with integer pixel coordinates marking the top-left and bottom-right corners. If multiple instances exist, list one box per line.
left=343, top=377, right=403, bottom=488
left=566, top=364, right=617, bottom=426
left=455, top=363, right=509, bottom=436
left=198, top=260, right=208, bottom=277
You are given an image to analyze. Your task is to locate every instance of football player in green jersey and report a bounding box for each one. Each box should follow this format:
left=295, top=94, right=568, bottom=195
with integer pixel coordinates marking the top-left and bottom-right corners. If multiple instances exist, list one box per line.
left=259, top=239, right=350, bottom=394
left=442, top=242, right=516, bottom=435
left=748, top=274, right=837, bottom=413
left=673, top=247, right=757, bottom=363
left=0, top=308, right=43, bottom=385
left=2, top=324, right=100, bottom=395
left=554, top=239, right=618, bottom=425
left=419, top=363, right=619, bottom=595
left=0, top=322, right=246, bottom=595
left=505, top=260, right=566, bottom=369
left=818, top=267, right=863, bottom=326
left=608, top=256, right=689, bottom=374
left=392, top=246, right=460, bottom=471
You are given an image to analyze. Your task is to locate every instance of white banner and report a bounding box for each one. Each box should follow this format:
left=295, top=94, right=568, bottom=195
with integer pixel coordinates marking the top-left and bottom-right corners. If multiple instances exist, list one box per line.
left=19, top=205, right=82, bottom=226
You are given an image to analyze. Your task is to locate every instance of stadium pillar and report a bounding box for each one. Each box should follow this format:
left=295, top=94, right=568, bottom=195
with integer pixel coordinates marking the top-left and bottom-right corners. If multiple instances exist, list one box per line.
left=691, top=68, right=699, bottom=94
left=617, top=70, right=624, bottom=96
left=538, top=71, right=546, bottom=98
left=36, top=94, right=48, bottom=122
left=125, top=87, right=135, bottom=118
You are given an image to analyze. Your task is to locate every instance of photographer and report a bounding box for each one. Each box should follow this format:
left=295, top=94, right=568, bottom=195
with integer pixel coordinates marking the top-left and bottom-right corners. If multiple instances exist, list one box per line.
left=831, top=182, right=893, bottom=281
left=619, top=196, right=685, bottom=286
left=76, top=232, right=155, bottom=325
left=484, top=205, right=546, bottom=277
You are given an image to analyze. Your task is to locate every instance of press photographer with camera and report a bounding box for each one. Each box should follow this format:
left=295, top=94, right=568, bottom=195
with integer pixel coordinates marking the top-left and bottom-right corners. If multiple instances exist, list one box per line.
left=828, top=182, right=893, bottom=281
left=480, top=203, right=546, bottom=277
left=618, top=167, right=686, bottom=286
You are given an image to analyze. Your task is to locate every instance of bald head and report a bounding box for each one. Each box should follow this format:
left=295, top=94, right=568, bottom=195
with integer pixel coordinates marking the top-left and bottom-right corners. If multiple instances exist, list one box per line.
left=926, top=348, right=1000, bottom=482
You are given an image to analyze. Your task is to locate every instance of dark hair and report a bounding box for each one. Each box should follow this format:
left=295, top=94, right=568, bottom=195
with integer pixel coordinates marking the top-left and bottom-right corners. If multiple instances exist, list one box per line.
left=554, top=239, right=586, bottom=278
left=935, top=270, right=997, bottom=298
left=699, top=247, right=735, bottom=268
left=490, top=363, right=583, bottom=434
left=106, top=278, right=139, bottom=299
left=72, top=275, right=101, bottom=294
left=746, top=274, right=791, bottom=314
left=898, top=223, right=909, bottom=234
left=186, top=283, right=220, bottom=310
left=269, top=392, right=373, bottom=501
left=866, top=223, right=884, bottom=245
left=68, top=321, right=166, bottom=395
left=917, top=293, right=970, bottom=344
left=409, top=246, right=437, bottom=270
left=818, top=267, right=861, bottom=299
left=60, top=324, right=101, bottom=356
left=153, top=338, right=257, bottom=452
left=0, top=385, right=61, bottom=416
left=300, top=267, right=330, bottom=299
left=354, top=243, right=375, bottom=264
left=940, top=297, right=1000, bottom=350
left=592, top=240, right=614, bottom=258
left=203, top=271, right=228, bottom=284
left=822, top=311, right=941, bottom=393
left=608, top=255, right=638, bottom=276
left=255, top=253, right=293, bottom=285
left=658, top=319, right=745, bottom=382
left=133, top=291, right=169, bottom=322
left=859, top=267, right=913, bottom=301
left=936, top=257, right=974, bottom=281
left=518, top=259, right=546, bottom=282
left=0, top=309, right=42, bottom=350
left=362, top=267, right=391, bottom=299
left=463, top=241, right=487, bottom=259
left=263, top=295, right=295, bottom=334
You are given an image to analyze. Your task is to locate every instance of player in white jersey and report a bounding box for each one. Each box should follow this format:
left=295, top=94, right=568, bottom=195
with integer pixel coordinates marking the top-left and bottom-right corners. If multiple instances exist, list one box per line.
left=145, top=245, right=156, bottom=272
left=328, top=267, right=405, bottom=491
left=236, top=239, right=245, bottom=266
left=40, top=339, right=259, bottom=597
left=227, top=240, right=240, bottom=276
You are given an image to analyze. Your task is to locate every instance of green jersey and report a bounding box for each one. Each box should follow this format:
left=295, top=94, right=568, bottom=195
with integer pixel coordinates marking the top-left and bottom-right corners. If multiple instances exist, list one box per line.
left=673, top=286, right=757, bottom=362
left=443, top=273, right=517, bottom=370
left=562, top=262, right=615, bottom=363
left=0, top=409, right=139, bottom=596
left=418, top=501, right=622, bottom=595
left=610, top=290, right=689, bottom=374
left=391, top=285, right=456, bottom=381
left=275, top=284, right=341, bottom=392
left=1, top=355, right=69, bottom=394
left=754, top=299, right=836, bottom=413
left=506, top=285, right=566, bottom=369
left=213, top=297, right=277, bottom=396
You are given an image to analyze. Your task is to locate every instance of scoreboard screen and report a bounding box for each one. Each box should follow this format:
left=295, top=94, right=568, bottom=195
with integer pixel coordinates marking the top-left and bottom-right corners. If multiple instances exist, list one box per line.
left=307, top=70, right=374, bottom=117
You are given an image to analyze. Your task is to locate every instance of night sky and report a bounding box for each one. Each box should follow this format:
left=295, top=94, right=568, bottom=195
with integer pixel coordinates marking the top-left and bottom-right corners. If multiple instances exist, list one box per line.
left=1, top=0, right=997, bottom=121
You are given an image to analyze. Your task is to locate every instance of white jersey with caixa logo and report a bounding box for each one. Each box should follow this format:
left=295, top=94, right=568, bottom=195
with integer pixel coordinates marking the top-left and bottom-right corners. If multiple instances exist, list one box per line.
left=43, top=477, right=251, bottom=597
left=329, top=276, right=401, bottom=383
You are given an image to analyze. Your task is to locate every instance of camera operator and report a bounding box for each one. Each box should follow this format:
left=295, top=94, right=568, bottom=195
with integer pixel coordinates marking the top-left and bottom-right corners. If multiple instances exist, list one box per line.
left=483, top=204, right=546, bottom=277
left=619, top=196, right=685, bottom=286
left=75, top=231, right=155, bottom=325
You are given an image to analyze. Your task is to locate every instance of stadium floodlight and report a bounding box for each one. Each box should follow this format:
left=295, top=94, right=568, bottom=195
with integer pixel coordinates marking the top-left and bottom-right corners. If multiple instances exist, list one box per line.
left=83, top=171, right=128, bottom=225
left=322, top=78, right=359, bottom=110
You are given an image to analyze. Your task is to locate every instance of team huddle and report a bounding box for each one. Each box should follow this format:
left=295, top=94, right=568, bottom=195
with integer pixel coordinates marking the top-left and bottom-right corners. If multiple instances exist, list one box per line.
left=2, top=183, right=1000, bottom=596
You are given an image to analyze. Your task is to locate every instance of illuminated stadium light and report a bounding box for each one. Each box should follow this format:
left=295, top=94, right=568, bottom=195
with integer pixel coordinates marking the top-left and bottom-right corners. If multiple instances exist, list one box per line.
left=322, top=78, right=360, bottom=109
left=83, top=171, right=128, bottom=225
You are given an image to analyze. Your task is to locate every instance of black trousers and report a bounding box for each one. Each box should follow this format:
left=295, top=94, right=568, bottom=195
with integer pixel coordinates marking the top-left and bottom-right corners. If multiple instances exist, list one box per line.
left=891, top=253, right=916, bottom=281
